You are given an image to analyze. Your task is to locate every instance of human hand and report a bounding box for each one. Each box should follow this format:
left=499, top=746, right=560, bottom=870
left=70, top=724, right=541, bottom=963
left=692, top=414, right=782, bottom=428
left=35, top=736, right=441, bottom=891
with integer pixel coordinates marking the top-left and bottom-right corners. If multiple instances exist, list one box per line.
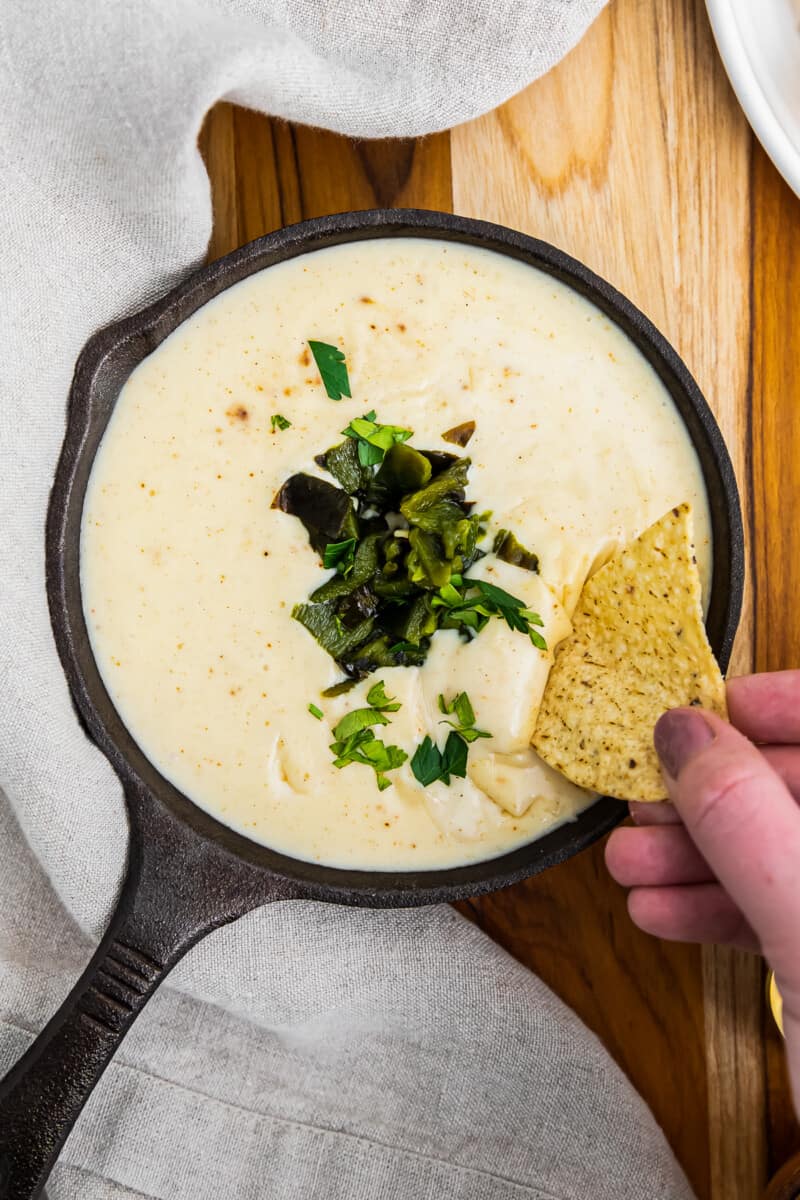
left=605, top=671, right=800, bottom=1115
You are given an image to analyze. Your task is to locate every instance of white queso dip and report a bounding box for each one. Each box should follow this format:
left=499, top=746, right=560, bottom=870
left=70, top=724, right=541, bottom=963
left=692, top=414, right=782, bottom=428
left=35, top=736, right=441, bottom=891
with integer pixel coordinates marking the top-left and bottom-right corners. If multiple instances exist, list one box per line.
left=81, top=239, right=712, bottom=870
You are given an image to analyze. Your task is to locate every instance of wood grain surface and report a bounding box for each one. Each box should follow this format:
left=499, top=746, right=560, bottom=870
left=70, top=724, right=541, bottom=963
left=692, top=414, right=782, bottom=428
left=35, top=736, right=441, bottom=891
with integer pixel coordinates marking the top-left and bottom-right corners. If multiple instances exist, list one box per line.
left=199, top=0, right=800, bottom=1193
left=752, top=139, right=800, bottom=1181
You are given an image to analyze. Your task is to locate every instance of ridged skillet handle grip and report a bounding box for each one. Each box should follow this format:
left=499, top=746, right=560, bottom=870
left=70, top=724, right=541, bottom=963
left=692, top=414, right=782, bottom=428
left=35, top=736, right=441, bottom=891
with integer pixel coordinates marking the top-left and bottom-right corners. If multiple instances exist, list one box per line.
left=0, top=782, right=292, bottom=1200
left=0, top=859, right=183, bottom=1200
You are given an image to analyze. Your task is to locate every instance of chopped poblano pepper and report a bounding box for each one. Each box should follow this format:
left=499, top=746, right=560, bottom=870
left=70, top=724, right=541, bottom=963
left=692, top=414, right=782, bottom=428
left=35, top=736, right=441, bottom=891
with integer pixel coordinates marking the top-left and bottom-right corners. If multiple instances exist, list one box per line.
left=275, top=339, right=542, bottom=681
left=315, top=438, right=368, bottom=495
left=409, top=735, right=443, bottom=786
left=441, top=420, right=475, bottom=447
left=409, top=693, right=489, bottom=788
left=273, top=474, right=359, bottom=556
left=493, top=529, right=540, bottom=573
left=271, top=413, right=292, bottom=432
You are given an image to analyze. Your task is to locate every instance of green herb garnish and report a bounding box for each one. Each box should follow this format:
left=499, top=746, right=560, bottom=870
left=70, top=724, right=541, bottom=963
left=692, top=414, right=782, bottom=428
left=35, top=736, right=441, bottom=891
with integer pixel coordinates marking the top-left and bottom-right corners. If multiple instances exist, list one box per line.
left=308, top=702, right=324, bottom=720
left=332, top=706, right=390, bottom=741
left=330, top=728, right=408, bottom=791
left=308, top=340, right=351, bottom=400
left=342, top=410, right=413, bottom=466
left=271, top=413, right=292, bottom=432
left=366, top=680, right=401, bottom=712
left=410, top=730, right=469, bottom=787
left=323, top=537, right=357, bottom=577
left=432, top=578, right=547, bottom=650
left=473, top=580, right=547, bottom=649
left=409, top=693, right=489, bottom=788
left=441, top=731, right=469, bottom=780
left=328, top=682, right=407, bottom=790
left=437, top=692, right=492, bottom=743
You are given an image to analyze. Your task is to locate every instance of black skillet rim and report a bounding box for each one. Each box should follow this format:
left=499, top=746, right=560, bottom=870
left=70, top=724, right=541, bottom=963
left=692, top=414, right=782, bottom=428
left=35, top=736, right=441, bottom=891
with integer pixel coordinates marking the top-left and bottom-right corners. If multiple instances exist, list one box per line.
left=46, top=208, right=745, bottom=907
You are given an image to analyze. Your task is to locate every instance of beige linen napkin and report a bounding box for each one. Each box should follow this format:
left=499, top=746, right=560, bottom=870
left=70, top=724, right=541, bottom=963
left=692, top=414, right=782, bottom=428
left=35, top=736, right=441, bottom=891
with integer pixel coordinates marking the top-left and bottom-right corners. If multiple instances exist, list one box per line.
left=0, top=1, right=695, bottom=1196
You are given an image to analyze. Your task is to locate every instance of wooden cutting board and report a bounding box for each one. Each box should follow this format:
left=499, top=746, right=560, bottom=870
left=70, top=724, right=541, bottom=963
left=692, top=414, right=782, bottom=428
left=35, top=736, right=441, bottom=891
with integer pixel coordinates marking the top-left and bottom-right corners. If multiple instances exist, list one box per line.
left=199, top=0, right=800, bottom=1193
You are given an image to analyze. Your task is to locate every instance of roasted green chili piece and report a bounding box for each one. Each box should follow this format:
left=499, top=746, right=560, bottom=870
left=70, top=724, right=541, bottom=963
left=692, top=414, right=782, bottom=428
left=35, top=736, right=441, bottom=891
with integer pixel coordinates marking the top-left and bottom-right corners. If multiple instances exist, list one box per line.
left=292, top=603, right=374, bottom=659
left=370, top=442, right=432, bottom=505
left=311, top=534, right=382, bottom=602
left=395, top=594, right=438, bottom=645
left=315, top=438, right=369, bottom=495
left=420, top=449, right=459, bottom=474
left=441, top=420, right=475, bottom=447
left=321, top=678, right=359, bottom=698
left=345, top=634, right=425, bottom=676
left=337, top=583, right=380, bottom=628
left=493, top=529, right=540, bottom=573
left=400, top=457, right=470, bottom=517
left=273, top=474, right=359, bottom=556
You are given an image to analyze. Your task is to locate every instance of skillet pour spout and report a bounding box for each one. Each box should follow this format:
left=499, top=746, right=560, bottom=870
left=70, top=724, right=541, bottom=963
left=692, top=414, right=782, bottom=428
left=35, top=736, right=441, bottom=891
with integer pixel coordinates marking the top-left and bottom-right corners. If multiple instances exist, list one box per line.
left=0, top=209, right=743, bottom=1199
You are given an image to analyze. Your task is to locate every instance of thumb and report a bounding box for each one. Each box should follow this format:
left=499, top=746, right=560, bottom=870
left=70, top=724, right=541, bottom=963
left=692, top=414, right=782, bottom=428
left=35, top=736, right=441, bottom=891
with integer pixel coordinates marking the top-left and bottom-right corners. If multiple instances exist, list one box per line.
left=654, top=708, right=800, bottom=1097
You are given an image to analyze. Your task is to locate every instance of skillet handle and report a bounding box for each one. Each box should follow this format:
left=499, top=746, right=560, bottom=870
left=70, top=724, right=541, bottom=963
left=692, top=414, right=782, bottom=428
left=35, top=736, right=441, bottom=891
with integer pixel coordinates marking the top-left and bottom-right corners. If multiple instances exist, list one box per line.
left=0, top=784, right=293, bottom=1200
left=0, top=873, right=176, bottom=1200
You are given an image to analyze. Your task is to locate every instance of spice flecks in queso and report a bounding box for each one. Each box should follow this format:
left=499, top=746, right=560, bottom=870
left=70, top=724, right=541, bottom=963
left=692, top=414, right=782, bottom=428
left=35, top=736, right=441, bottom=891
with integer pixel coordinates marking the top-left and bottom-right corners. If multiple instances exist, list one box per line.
left=80, top=239, right=712, bottom=870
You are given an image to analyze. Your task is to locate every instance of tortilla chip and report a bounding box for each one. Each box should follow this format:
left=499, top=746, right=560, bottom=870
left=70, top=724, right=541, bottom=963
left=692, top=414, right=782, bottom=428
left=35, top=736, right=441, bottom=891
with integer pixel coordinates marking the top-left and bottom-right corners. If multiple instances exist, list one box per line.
left=531, top=504, right=727, bottom=801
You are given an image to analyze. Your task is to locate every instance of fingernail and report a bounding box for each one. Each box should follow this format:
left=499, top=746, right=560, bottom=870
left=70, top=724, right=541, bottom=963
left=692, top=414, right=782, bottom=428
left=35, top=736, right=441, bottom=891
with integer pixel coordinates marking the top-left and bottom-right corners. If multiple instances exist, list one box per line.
left=654, top=709, right=715, bottom=779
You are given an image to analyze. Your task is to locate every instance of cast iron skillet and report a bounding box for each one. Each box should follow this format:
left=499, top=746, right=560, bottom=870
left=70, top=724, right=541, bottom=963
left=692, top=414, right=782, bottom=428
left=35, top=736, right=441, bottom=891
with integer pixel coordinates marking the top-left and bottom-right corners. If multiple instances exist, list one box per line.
left=0, top=209, right=744, bottom=1199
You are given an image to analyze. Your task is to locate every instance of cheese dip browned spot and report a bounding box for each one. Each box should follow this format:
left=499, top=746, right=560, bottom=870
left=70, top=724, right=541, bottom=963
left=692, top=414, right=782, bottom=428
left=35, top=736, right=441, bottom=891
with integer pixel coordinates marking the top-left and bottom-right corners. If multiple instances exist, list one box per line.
left=81, top=239, right=712, bottom=871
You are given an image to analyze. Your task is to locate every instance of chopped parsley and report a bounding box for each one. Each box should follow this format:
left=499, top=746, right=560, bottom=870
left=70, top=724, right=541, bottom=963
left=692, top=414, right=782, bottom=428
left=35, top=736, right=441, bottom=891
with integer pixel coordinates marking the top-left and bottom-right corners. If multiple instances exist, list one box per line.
left=365, top=680, right=401, bottom=712
left=308, top=702, right=324, bottom=720
left=280, top=441, right=486, bottom=682
left=332, top=705, right=390, bottom=741
left=437, top=691, right=492, bottom=743
left=432, top=578, right=547, bottom=650
left=410, top=691, right=491, bottom=787
left=342, top=410, right=413, bottom=466
left=330, top=728, right=408, bottom=791
left=323, top=537, right=357, bottom=577
left=308, top=340, right=351, bottom=400
left=410, top=731, right=468, bottom=787
left=388, top=640, right=419, bottom=655
left=271, top=413, right=292, bottom=432
left=327, top=679, right=407, bottom=790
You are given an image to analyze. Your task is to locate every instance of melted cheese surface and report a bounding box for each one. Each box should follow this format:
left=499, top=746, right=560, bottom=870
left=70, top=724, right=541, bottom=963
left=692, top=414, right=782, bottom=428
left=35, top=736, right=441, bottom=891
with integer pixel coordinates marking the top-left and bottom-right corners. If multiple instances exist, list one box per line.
left=81, top=239, right=712, bottom=869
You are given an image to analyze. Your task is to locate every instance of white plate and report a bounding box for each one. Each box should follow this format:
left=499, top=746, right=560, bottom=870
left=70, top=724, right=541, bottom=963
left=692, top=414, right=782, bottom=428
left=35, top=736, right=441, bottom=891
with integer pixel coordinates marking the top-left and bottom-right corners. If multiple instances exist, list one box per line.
left=706, top=0, right=800, bottom=197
